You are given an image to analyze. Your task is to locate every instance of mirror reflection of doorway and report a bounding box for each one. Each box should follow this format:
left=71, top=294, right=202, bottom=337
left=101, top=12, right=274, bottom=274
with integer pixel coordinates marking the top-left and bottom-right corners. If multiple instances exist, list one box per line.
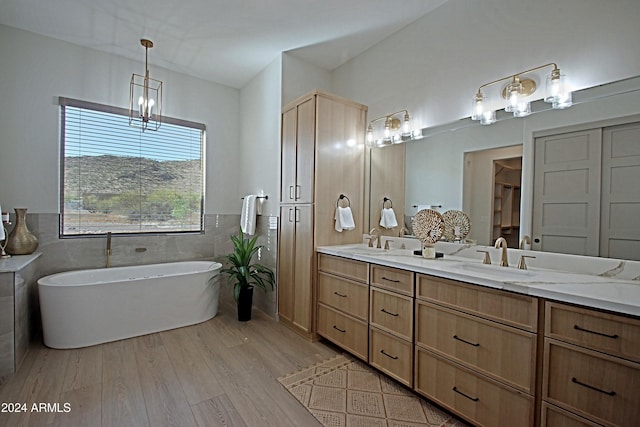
left=463, top=145, right=523, bottom=246
left=492, top=157, right=522, bottom=248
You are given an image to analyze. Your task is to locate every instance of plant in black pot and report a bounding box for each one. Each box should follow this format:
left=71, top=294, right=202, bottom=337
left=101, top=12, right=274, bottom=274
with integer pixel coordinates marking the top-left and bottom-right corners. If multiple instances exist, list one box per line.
left=221, top=228, right=275, bottom=321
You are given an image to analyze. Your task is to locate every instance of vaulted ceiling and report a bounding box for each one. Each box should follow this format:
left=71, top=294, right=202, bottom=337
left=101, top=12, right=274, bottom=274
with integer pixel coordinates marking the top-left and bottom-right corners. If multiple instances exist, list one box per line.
left=0, top=0, right=448, bottom=88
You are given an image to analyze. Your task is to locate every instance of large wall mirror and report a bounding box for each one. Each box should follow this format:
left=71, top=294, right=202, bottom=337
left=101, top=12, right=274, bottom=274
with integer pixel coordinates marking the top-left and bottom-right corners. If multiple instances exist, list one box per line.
left=367, top=75, right=640, bottom=261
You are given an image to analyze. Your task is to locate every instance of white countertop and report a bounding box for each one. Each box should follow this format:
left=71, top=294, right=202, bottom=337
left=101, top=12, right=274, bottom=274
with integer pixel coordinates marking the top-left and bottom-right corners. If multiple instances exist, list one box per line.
left=316, top=243, right=640, bottom=317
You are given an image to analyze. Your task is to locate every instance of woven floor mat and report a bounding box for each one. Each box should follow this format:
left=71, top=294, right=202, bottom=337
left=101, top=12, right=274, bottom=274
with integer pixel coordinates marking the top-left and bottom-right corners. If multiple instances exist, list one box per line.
left=279, top=354, right=470, bottom=427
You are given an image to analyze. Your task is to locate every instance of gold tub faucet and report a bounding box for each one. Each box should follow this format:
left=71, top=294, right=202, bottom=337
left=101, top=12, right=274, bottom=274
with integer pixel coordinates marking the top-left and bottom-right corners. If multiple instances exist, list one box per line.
left=106, top=232, right=112, bottom=268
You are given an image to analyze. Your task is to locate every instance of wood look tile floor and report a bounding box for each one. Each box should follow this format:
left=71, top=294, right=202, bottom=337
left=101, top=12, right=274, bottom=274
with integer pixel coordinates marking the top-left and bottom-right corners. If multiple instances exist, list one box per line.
left=0, top=299, right=337, bottom=427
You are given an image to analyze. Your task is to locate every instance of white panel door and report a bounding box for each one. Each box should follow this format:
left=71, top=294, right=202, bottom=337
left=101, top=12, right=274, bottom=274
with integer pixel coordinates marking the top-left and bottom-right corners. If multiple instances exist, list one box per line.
left=600, top=122, right=640, bottom=260
left=532, top=130, right=602, bottom=256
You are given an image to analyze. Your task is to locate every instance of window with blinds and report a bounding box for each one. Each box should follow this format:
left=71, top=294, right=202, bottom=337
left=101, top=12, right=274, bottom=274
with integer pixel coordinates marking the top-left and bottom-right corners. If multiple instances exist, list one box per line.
left=59, top=98, right=205, bottom=236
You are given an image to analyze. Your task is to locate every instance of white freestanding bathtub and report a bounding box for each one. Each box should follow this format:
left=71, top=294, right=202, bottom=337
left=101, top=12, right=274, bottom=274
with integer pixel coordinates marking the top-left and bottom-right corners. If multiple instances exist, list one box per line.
left=38, top=261, right=222, bottom=349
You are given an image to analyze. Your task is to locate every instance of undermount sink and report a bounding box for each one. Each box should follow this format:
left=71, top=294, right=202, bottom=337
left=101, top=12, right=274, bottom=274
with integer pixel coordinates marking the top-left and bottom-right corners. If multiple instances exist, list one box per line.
left=456, top=262, right=534, bottom=279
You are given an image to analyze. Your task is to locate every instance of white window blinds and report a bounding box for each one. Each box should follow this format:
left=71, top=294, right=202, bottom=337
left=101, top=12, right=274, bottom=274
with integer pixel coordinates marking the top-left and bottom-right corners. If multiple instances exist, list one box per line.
left=59, top=97, right=205, bottom=236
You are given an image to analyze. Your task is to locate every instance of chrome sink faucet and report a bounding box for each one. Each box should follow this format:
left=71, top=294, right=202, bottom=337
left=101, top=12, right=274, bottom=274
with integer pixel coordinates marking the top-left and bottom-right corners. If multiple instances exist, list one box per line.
left=494, top=237, right=509, bottom=267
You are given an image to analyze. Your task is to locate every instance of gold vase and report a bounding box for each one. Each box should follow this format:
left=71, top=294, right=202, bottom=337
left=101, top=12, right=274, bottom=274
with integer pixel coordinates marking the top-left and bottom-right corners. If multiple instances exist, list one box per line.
left=6, top=208, right=39, bottom=255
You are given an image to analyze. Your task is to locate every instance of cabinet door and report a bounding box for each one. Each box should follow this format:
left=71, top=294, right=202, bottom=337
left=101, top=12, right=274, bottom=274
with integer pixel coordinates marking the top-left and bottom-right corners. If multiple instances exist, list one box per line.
left=543, top=338, right=640, bottom=427
left=416, top=301, right=536, bottom=394
left=292, top=205, right=314, bottom=332
left=280, top=98, right=315, bottom=204
left=294, top=98, right=315, bottom=204
left=317, top=304, right=368, bottom=361
left=415, top=347, right=534, bottom=427
left=369, top=327, right=413, bottom=387
left=278, top=205, right=314, bottom=333
left=277, top=206, right=296, bottom=324
left=281, top=108, right=297, bottom=203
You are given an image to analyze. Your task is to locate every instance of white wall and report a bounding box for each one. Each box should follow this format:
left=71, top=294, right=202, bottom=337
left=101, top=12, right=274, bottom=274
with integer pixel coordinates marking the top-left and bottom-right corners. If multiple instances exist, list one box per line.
left=281, top=53, right=332, bottom=106
left=333, top=0, right=640, bottom=125
left=239, top=56, right=282, bottom=216
left=3, top=0, right=640, bottom=222
left=330, top=0, right=640, bottom=240
left=0, top=24, right=240, bottom=215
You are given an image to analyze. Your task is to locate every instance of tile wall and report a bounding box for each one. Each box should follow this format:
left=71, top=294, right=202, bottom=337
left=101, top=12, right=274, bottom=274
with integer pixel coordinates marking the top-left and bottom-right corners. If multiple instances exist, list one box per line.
left=5, top=211, right=278, bottom=317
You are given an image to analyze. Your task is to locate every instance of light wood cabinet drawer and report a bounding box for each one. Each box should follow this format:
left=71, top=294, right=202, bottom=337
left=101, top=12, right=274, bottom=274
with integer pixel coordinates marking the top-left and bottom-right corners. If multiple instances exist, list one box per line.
left=369, top=287, right=413, bottom=341
left=415, top=347, right=534, bottom=427
left=317, top=272, right=368, bottom=320
left=318, top=254, right=368, bottom=283
left=370, top=264, right=414, bottom=296
left=317, top=303, right=368, bottom=361
left=416, top=274, right=538, bottom=332
left=543, top=338, right=640, bottom=427
left=545, top=301, right=640, bottom=363
left=369, top=327, right=413, bottom=387
left=541, top=402, right=604, bottom=427
left=416, top=300, right=536, bottom=394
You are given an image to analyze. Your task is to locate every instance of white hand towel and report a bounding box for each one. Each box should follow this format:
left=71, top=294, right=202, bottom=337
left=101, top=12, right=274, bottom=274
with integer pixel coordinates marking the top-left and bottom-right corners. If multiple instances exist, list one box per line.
left=0, top=203, right=4, bottom=241
left=334, top=206, right=355, bottom=232
left=241, top=195, right=257, bottom=235
left=379, top=207, right=398, bottom=229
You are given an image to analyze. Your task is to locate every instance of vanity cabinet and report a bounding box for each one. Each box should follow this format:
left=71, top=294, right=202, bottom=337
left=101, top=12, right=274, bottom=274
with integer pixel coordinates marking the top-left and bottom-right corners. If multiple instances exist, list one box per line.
left=368, top=265, right=414, bottom=387
left=316, top=247, right=640, bottom=427
left=542, top=301, right=640, bottom=427
left=0, top=254, right=40, bottom=381
left=414, top=274, right=537, bottom=427
left=316, top=254, right=369, bottom=360
left=278, top=91, right=367, bottom=338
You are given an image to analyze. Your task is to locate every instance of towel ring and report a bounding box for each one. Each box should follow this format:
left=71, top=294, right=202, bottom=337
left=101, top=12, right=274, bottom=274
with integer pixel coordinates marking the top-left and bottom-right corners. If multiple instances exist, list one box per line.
left=337, top=194, right=351, bottom=208
left=383, top=197, right=393, bottom=208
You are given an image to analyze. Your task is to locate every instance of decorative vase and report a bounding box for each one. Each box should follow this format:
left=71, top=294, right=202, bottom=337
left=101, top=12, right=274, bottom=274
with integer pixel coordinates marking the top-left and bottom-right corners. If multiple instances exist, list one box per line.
left=237, top=285, right=254, bottom=321
left=6, top=208, right=39, bottom=255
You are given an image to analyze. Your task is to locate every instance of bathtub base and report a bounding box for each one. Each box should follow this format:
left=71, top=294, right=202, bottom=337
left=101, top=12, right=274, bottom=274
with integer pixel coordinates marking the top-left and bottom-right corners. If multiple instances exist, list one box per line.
left=38, top=261, right=221, bottom=349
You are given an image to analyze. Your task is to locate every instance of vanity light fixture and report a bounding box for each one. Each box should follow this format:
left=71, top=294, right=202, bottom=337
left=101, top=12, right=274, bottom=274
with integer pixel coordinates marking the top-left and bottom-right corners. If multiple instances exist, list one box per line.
left=367, top=110, right=412, bottom=147
left=129, top=39, right=163, bottom=131
left=471, top=63, right=572, bottom=125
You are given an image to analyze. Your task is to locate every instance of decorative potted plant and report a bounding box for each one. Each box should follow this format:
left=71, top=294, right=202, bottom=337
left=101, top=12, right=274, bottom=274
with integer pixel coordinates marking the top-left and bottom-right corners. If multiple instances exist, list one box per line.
left=221, top=228, right=275, bottom=321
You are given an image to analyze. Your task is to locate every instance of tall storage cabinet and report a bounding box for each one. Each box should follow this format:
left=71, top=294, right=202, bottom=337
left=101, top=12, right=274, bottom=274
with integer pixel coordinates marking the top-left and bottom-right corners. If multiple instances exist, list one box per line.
left=278, top=90, right=367, bottom=338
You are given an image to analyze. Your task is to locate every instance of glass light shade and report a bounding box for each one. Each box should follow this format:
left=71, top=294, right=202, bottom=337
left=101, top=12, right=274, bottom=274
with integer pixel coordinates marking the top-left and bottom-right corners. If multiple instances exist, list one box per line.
left=545, top=72, right=572, bottom=108
left=552, top=93, right=573, bottom=109
left=367, top=126, right=374, bottom=143
left=471, top=93, right=485, bottom=121
left=513, top=101, right=531, bottom=117
left=403, top=115, right=410, bottom=134
left=504, top=80, right=523, bottom=113
left=480, top=110, right=496, bottom=125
